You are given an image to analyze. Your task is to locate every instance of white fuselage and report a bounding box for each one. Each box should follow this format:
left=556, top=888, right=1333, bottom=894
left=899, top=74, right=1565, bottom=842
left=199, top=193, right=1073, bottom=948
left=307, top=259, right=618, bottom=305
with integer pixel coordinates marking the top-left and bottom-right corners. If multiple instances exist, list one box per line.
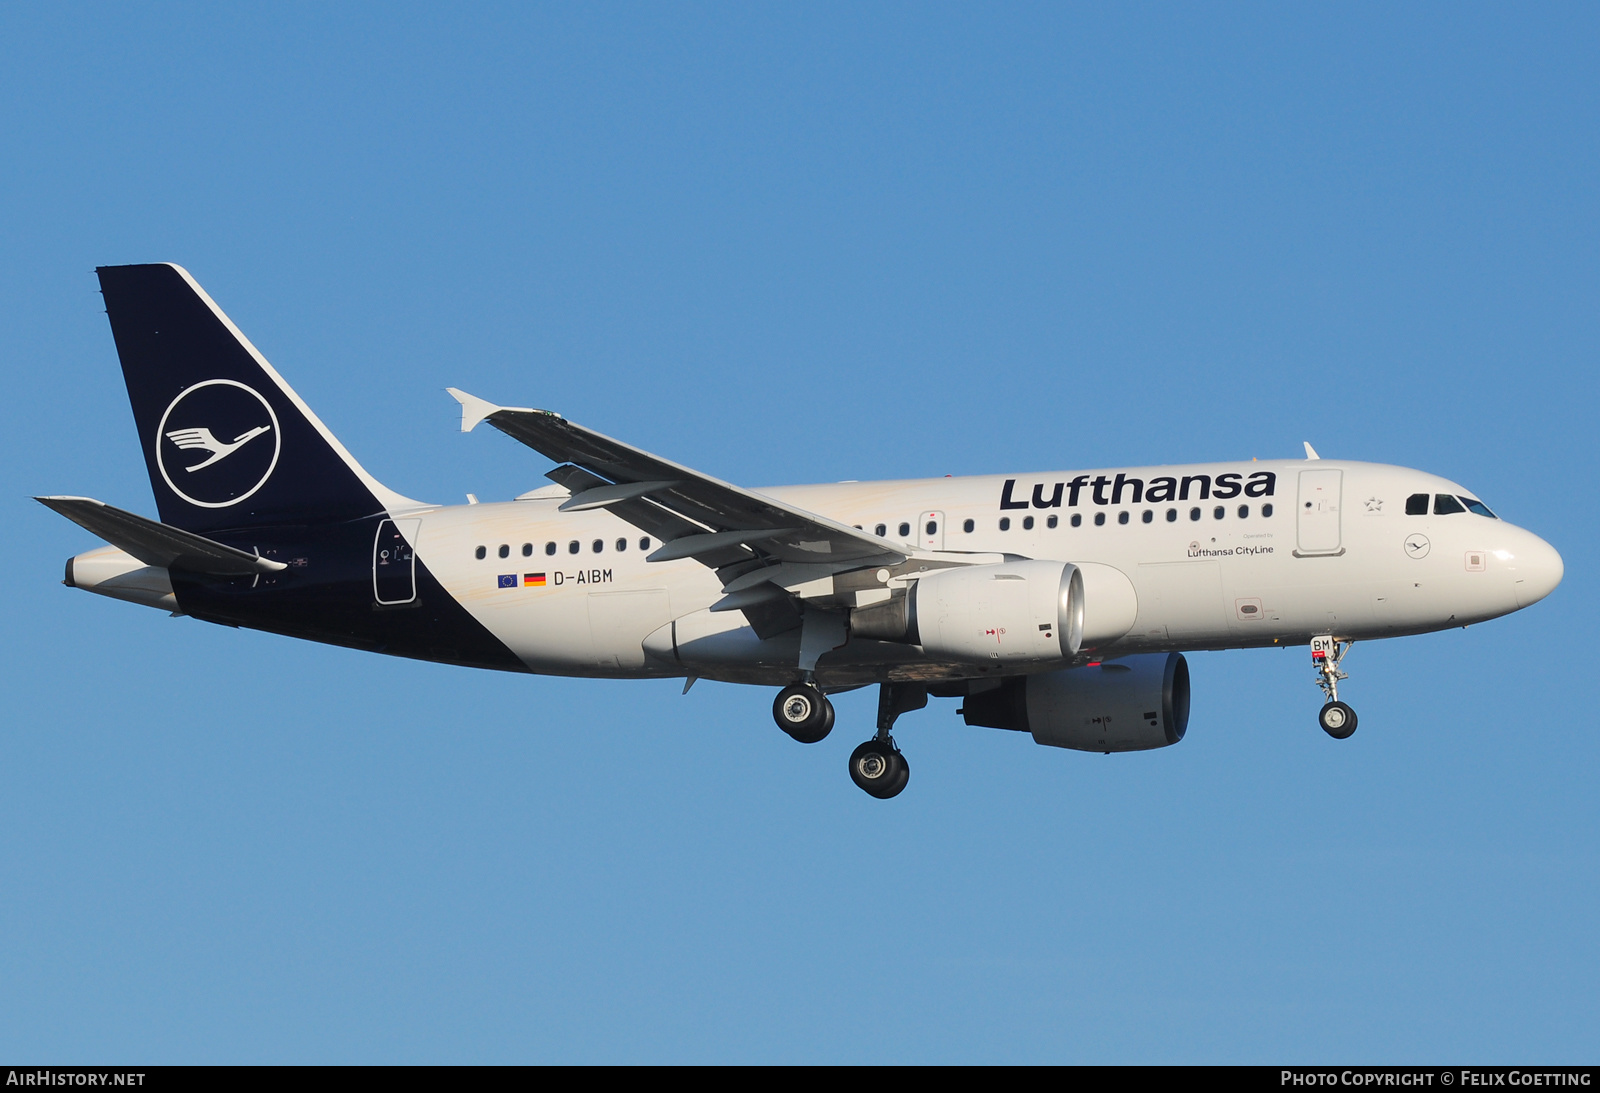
left=411, top=458, right=1563, bottom=685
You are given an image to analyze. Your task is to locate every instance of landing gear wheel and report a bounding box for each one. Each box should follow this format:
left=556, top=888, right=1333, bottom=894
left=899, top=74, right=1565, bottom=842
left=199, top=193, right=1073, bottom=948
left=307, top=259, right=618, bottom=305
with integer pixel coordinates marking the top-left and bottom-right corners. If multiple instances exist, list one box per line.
left=1319, top=701, right=1358, bottom=739
left=849, top=740, right=910, bottom=799
left=773, top=684, right=834, bottom=743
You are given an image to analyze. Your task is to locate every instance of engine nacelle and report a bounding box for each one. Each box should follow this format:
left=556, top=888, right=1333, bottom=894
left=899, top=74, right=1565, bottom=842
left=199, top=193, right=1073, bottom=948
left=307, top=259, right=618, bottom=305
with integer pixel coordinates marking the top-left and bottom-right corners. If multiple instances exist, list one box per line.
left=1074, top=561, right=1138, bottom=649
left=960, top=652, right=1190, bottom=752
left=853, top=560, right=1083, bottom=665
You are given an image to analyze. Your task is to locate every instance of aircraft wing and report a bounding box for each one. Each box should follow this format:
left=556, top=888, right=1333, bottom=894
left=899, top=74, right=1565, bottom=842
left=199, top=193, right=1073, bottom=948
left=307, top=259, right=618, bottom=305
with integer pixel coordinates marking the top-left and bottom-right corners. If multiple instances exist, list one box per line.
left=448, top=389, right=907, bottom=578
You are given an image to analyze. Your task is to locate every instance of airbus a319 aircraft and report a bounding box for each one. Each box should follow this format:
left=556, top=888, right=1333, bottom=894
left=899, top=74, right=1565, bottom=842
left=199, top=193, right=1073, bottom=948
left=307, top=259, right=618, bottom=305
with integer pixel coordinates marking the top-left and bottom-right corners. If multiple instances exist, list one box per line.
left=42, top=264, right=1564, bottom=798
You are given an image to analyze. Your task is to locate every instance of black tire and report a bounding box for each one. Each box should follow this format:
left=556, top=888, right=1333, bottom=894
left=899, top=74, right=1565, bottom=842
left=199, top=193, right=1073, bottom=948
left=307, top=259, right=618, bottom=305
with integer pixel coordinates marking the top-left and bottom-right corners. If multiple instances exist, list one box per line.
left=849, top=740, right=909, bottom=799
left=885, top=749, right=910, bottom=797
left=773, top=684, right=834, bottom=743
left=1319, top=700, right=1358, bottom=739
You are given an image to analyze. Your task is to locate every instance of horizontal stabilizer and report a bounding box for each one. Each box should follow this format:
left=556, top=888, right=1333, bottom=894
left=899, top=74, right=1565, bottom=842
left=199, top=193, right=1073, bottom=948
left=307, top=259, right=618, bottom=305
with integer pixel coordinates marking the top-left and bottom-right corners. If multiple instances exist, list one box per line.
left=36, top=496, right=287, bottom=576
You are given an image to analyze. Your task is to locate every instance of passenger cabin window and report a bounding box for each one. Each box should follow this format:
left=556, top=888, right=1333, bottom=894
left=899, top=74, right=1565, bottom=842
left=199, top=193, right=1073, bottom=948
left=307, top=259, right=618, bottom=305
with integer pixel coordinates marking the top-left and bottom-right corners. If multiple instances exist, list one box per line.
left=1023, top=516, right=1034, bottom=530
left=1405, top=493, right=1430, bottom=515
left=999, top=517, right=1011, bottom=531
left=616, top=538, right=628, bottom=551
left=498, top=544, right=510, bottom=558
left=545, top=542, right=557, bottom=555
left=1141, top=510, right=1153, bottom=524
left=1238, top=505, right=1249, bottom=518
left=475, top=545, right=486, bottom=560
left=1190, top=507, right=1201, bottom=521
left=1461, top=497, right=1498, bottom=519
left=898, top=522, right=911, bottom=538
left=1166, top=508, right=1177, bottom=522
left=1262, top=503, right=1274, bottom=517
left=963, top=518, right=975, bottom=533
left=568, top=541, right=580, bottom=554
left=1094, top=513, right=1105, bottom=526
left=1070, top=514, right=1082, bottom=527
left=1434, top=494, right=1467, bottom=515
left=592, top=539, right=604, bottom=553
left=926, top=520, right=938, bottom=535
left=1117, top=511, right=1129, bottom=525
left=874, top=523, right=887, bottom=537
left=1213, top=506, right=1225, bottom=520
left=522, top=543, right=533, bottom=556
left=1047, top=515, right=1058, bottom=529
left=639, top=537, right=652, bottom=551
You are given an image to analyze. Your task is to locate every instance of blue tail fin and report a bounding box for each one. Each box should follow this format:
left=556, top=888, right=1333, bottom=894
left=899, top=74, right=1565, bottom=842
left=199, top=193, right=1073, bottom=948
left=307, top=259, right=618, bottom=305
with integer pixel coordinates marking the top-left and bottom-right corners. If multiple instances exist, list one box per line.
left=97, top=264, right=419, bottom=533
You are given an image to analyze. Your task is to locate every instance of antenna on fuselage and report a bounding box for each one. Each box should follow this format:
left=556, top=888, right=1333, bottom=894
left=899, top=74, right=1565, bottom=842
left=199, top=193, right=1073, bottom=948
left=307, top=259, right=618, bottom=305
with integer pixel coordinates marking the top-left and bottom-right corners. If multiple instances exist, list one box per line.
left=1303, top=442, right=1321, bottom=460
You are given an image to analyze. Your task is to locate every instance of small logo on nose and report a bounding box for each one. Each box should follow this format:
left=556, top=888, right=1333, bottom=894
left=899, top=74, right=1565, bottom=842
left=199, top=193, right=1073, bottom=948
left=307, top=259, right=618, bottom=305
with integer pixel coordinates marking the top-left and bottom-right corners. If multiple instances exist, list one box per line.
left=1404, top=533, right=1430, bottom=559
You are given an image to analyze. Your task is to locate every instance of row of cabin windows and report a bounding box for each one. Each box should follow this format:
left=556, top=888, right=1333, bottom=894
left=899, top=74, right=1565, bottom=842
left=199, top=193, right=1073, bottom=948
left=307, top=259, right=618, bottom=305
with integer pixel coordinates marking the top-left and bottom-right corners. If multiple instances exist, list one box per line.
left=476, top=537, right=652, bottom=560
left=469, top=494, right=1493, bottom=561
left=1406, top=493, right=1498, bottom=518
left=862, top=505, right=1275, bottom=539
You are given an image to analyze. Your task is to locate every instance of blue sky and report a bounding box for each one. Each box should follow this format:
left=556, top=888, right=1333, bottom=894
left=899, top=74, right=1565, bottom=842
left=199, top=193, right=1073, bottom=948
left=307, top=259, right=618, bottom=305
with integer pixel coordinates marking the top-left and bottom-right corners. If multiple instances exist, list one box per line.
left=2, top=3, right=1596, bottom=1062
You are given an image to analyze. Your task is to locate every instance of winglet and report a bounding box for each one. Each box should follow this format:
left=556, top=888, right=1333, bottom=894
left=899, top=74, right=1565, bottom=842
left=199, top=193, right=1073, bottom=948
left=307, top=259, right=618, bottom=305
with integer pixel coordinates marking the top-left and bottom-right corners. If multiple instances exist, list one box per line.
left=1303, top=441, right=1321, bottom=460
left=447, top=388, right=512, bottom=433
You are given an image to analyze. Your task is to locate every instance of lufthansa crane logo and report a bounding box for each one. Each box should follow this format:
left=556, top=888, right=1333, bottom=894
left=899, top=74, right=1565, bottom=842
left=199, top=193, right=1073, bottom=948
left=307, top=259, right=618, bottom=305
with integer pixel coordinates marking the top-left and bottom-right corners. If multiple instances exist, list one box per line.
left=155, top=379, right=281, bottom=508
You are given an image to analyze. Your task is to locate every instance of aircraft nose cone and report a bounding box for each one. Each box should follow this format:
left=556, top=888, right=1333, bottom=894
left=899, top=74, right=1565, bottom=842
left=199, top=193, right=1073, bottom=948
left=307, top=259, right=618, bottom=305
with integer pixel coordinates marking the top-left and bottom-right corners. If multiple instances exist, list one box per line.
left=1511, top=533, right=1563, bottom=608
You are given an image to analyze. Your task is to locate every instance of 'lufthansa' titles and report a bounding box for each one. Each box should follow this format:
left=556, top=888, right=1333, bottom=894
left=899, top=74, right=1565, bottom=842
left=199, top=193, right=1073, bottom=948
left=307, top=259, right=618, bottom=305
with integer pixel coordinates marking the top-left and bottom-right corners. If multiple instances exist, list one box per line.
left=1000, top=471, right=1276, bottom=510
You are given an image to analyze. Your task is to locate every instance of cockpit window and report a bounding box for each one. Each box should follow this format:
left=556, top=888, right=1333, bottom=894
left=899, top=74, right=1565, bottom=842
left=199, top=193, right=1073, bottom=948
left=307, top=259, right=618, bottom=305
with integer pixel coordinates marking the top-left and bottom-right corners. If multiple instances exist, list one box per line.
left=1405, top=493, right=1430, bottom=515
left=1434, top=494, right=1466, bottom=515
left=1459, top=497, right=1498, bottom=519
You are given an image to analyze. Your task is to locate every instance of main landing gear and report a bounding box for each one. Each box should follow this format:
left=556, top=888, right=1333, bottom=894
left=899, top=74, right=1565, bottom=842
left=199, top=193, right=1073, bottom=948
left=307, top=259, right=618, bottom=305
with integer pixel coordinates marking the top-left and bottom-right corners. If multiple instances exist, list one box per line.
left=849, top=739, right=908, bottom=799
left=770, top=680, right=926, bottom=798
left=773, top=683, right=834, bottom=744
left=848, top=683, right=925, bottom=799
left=1311, top=635, right=1358, bottom=739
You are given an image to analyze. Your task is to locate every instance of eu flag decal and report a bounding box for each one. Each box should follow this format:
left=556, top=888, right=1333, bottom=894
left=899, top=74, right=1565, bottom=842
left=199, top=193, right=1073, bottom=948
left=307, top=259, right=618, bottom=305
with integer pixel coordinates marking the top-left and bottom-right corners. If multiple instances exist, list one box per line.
left=497, top=574, right=516, bottom=588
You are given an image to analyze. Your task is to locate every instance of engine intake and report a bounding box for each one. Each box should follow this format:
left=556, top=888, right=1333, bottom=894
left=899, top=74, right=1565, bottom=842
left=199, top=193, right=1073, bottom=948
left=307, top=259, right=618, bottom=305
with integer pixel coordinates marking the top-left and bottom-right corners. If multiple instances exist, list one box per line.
left=960, top=653, right=1190, bottom=752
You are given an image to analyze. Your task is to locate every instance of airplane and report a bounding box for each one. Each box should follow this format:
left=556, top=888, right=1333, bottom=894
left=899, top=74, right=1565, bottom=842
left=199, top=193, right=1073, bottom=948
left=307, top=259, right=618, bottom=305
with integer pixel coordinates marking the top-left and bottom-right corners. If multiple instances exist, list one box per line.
left=39, top=263, right=1565, bottom=798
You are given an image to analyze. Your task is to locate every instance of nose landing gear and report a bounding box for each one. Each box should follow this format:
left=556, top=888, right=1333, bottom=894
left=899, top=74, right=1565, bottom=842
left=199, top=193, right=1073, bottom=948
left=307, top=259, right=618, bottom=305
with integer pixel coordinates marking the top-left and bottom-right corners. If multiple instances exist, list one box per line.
left=1318, top=700, right=1357, bottom=738
left=1311, top=635, right=1358, bottom=739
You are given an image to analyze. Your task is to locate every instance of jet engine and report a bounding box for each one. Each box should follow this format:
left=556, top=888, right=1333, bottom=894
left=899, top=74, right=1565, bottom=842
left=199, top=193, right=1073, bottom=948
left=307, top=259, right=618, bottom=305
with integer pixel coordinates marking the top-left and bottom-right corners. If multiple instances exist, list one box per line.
left=959, top=653, right=1190, bottom=752
left=852, top=560, right=1084, bottom=665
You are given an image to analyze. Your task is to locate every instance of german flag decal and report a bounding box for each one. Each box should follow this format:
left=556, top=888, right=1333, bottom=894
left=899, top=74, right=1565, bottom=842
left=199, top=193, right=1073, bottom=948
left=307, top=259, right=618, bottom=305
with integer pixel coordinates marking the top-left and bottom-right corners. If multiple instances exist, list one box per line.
left=524, top=573, right=547, bottom=587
